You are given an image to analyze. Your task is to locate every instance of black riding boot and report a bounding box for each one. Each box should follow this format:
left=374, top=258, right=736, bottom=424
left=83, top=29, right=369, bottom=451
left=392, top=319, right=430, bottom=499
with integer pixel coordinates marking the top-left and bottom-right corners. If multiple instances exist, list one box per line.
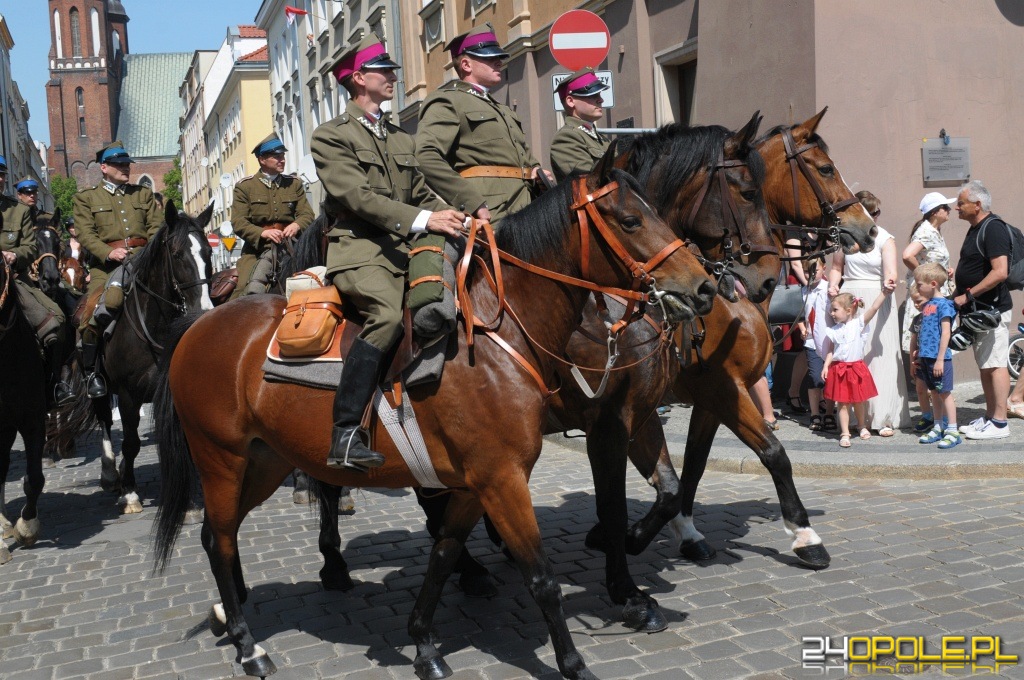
left=327, top=338, right=386, bottom=470
left=46, top=343, right=75, bottom=407
left=81, top=341, right=107, bottom=399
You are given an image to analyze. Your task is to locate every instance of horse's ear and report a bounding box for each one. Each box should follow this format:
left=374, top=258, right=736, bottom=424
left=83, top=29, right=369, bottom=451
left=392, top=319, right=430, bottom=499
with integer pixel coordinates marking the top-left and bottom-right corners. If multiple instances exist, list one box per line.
left=725, top=111, right=762, bottom=156
left=52, top=206, right=61, bottom=227
left=795, top=106, right=828, bottom=139
left=590, top=139, right=619, bottom=187
left=164, top=198, right=179, bottom=226
left=197, top=202, right=215, bottom=229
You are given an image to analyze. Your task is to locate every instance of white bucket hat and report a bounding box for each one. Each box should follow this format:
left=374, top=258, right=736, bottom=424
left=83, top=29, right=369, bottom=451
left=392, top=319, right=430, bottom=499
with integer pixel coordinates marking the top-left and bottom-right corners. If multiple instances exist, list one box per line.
left=919, top=192, right=956, bottom=215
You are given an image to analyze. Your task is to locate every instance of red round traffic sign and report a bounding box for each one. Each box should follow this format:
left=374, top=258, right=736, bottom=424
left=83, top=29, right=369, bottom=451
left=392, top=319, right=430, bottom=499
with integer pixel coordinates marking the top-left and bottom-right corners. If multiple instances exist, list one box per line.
left=549, top=10, right=610, bottom=71
left=208, top=234, right=220, bottom=248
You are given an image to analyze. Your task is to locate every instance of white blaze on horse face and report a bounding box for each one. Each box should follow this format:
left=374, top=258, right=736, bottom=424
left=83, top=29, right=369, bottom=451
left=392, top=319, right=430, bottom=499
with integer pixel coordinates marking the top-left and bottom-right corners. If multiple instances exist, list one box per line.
left=188, top=234, right=214, bottom=310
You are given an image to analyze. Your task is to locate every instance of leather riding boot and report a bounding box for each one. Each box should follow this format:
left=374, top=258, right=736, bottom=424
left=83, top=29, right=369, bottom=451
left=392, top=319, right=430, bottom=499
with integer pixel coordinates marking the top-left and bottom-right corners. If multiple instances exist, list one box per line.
left=327, top=338, right=386, bottom=471
left=81, top=339, right=107, bottom=399
left=46, top=343, right=75, bottom=408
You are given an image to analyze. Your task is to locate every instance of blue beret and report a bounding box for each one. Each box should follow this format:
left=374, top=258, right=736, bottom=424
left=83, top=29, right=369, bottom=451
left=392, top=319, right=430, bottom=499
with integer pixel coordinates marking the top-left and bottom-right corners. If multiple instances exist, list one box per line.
left=0, top=154, right=7, bottom=170
left=16, top=178, right=39, bottom=192
left=100, top=146, right=134, bottom=164
left=253, top=137, right=286, bottom=157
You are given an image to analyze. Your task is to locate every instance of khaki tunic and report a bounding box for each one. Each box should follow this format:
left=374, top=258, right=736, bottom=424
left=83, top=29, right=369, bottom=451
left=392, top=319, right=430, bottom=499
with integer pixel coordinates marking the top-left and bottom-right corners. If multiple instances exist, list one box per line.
left=231, top=173, right=315, bottom=295
left=416, top=80, right=539, bottom=225
left=550, top=117, right=610, bottom=183
left=311, top=101, right=449, bottom=350
left=73, top=183, right=163, bottom=294
left=0, top=195, right=37, bottom=278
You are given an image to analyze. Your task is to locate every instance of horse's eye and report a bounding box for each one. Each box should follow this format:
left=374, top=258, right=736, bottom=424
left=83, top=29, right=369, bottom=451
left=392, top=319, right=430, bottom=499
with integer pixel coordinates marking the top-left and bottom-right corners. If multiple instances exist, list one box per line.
left=621, top=216, right=642, bottom=232
left=741, top=190, right=757, bottom=202
left=818, top=164, right=834, bottom=177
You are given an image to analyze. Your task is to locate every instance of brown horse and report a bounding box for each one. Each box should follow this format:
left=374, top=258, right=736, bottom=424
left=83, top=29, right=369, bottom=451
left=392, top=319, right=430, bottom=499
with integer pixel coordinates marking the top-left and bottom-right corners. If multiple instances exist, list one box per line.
left=601, top=108, right=878, bottom=565
left=152, top=158, right=717, bottom=679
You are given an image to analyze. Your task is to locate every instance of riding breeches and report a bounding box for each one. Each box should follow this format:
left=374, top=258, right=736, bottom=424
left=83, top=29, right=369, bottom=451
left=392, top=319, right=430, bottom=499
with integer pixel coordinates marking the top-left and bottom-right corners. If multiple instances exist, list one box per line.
left=332, top=265, right=404, bottom=352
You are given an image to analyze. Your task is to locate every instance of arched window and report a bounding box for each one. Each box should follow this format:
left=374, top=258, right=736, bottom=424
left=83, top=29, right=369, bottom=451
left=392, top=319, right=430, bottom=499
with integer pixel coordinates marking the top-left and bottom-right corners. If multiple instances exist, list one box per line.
left=75, top=87, right=84, bottom=107
left=112, top=30, right=121, bottom=54
left=79, top=117, right=86, bottom=136
left=69, top=8, right=82, bottom=58
left=138, top=175, right=153, bottom=189
left=53, top=10, right=64, bottom=59
left=90, top=8, right=101, bottom=57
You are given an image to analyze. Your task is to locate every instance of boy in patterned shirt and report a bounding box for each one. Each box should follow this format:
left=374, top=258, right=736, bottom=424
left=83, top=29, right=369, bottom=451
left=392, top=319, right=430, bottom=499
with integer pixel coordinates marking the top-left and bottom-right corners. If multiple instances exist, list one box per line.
left=914, top=263, right=961, bottom=448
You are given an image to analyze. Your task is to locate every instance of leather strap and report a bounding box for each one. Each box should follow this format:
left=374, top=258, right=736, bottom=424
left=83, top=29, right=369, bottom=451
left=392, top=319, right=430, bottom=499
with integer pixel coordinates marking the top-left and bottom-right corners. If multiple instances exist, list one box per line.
left=459, top=166, right=533, bottom=181
left=408, top=275, right=451, bottom=291
left=105, top=237, right=148, bottom=249
left=284, top=301, right=344, bottom=320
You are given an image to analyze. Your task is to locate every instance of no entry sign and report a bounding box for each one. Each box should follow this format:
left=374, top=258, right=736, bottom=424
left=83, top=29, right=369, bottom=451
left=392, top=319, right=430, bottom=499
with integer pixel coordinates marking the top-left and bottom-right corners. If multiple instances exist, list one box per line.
left=549, top=10, right=610, bottom=71
left=207, top=234, right=220, bottom=248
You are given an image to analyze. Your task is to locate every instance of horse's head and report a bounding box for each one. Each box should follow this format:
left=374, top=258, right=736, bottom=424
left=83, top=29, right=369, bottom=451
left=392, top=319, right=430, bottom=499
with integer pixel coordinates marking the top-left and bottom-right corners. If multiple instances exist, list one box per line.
left=579, top=146, right=717, bottom=323
left=34, top=209, right=64, bottom=298
left=615, top=114, right=779, bottom=304
left=142, top=201, right=214, bottom=313
left=756, top=107, right=877, bottom=256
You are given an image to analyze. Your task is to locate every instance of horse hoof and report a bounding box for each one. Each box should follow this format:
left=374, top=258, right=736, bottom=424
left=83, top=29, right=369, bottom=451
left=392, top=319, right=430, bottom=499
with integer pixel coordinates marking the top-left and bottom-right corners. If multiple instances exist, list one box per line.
left=183, top=509, right=204, bottom=526
left=240, top=650, right=277, bottom=678
left=209, top=605, right=227, bottom=637
left=583, top=525, right=607, bottom=553
left=413, top=655, right=453, bottom=680
left=794, top=544, right=831, bottom=569
left=0, top=514, right=13, bottom=540
left=119, top=494, right=144, bottom=515
left=459, top=570, right=498, bottom=599
left=679, top=539, right=716, bottom=562
left=292, top=490, right=310, bottom=505
left=622, top=596, right=668, bottom=633
left=319, top=566, right=354, bottom=592
left=100, top=477, right=120, bottom=494
left=14, top=518, right=41, bottom=547
left=42, top=457, right=57, bottom=469
left=0, top=541, right=11, bottom=565
left=339, top=490, right=355, bottom=513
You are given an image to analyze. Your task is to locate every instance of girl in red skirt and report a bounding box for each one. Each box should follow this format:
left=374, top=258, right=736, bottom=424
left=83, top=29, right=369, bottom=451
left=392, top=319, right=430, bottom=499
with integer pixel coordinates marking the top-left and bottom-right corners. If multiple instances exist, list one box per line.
left=821, top=289, right=893, bottom=447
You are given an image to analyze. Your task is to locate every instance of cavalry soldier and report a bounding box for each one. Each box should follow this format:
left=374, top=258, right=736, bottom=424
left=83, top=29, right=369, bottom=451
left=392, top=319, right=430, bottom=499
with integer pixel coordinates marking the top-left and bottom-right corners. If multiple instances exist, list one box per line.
left=416, top=23, right=552, bottom=226
left=74, top=141, right=163, bottom=398
left=550, top=68, right=611, bottom=182
left=15, top=177, right=55, bottom=227
left=230, top=134, right=315, bottom=297
left=1, top=160, right=72, bottom=405
left=311, top=34, right=465, bottom=471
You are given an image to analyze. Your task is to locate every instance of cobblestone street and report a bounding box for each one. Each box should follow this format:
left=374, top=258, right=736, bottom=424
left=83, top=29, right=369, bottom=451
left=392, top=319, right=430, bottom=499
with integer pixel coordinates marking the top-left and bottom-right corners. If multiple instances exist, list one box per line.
left=2, top=413, right=1024, bottom=679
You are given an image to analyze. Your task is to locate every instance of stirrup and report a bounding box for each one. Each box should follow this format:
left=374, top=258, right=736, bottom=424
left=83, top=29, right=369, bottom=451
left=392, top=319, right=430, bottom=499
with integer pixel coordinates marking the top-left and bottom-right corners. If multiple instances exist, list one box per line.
left=53, top=383, right=76, bottom=407
left=87, top=373, right=107, bottom=399
left=327, top=426, right=384, bottom=471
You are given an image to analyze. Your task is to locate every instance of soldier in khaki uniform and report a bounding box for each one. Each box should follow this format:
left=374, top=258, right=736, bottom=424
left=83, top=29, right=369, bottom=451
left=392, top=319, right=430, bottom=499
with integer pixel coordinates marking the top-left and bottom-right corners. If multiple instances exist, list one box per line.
left=73, top=141, right=163, bottom=397
left=550, top=68, right=611, bottom=182
left=311, top=34, right=465, bottom=470
left=230, top=134, right=315, bottom=297
left=15, top=178, right=55, bottom=227
left=0, top=157, right=37, bottom=276
left=416, top=23, right=552, bottom=226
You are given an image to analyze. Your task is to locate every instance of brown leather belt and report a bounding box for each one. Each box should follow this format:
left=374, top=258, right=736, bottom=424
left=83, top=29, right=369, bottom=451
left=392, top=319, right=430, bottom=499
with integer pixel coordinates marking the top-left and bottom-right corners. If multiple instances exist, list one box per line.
left=105, top=237, right=148, bottom=249
left=459, top=165, right=534, bottom=181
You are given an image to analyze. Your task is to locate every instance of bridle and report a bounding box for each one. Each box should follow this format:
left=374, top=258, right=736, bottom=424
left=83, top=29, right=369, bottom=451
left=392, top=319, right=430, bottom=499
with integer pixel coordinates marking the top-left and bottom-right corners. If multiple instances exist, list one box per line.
left=454, top=176, right=690, bottom=398
left=680, top=150, right=777, bottom=284
left=27, top=226, right=61, bottom=284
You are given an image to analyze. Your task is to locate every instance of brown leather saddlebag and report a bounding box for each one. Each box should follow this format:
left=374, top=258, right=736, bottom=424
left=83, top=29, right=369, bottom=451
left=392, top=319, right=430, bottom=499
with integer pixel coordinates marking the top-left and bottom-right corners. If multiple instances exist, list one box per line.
left=210, top=268, right=238, bottom=305
left=275, top=285, right=344, bottom=357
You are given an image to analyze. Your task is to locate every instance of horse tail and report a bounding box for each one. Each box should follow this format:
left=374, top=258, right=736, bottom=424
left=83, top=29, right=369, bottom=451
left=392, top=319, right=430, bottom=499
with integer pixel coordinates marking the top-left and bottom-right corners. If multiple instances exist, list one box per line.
left=152, top=311, right=204, bottom=574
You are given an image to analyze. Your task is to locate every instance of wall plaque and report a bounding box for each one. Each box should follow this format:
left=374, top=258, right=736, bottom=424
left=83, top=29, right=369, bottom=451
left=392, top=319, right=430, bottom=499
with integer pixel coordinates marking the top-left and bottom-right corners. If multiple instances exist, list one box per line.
left=922, top=137, right=970, bottom=183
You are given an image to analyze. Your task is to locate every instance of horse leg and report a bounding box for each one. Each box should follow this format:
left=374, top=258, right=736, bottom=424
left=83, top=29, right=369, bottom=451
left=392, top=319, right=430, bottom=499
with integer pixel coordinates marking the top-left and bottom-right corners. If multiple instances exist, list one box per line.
left=618, top=415, right=682, bottom=556
left=292, top=468, right=311, bottom=504
left=115, top=396, right=143, bottom=514
left=316, top=482, right=354, bottom=591
left=94, top=397, right=119, bottom=493
left=666, top=405, right=722, bottom=561
left=721, top=391, right=829, bottom=568
left=582, top=415, right=666, bottom=632
left=416, top=488, right=497, bottom=598
left=14, top=422, right=46, bottom=547
left=0, top=428, right=16, bottom=539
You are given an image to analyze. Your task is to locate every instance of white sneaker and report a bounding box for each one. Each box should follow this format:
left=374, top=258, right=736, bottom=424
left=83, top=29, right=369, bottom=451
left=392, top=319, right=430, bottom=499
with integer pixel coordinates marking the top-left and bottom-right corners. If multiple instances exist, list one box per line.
left=966, top=420, right=1010, bottom=440
left=960, top=417, right=987, bottom=434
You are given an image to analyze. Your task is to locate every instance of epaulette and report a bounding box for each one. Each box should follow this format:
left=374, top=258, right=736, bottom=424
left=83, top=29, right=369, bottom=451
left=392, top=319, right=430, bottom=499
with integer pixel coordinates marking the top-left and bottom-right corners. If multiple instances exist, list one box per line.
left=238, top=175, right=255, bottom=183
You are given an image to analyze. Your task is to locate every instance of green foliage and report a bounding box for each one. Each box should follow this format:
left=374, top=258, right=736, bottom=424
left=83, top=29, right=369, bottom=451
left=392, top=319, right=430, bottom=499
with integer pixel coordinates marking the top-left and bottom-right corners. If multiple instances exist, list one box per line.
left=162, top=157, right=183, bottom=209
left=50, top=176, right=78, bottom=225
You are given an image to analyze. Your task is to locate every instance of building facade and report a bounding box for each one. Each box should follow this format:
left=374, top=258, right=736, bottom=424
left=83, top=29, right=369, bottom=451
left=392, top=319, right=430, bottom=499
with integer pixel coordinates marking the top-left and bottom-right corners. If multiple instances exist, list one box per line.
left=179, top=49, right=217, bottom=216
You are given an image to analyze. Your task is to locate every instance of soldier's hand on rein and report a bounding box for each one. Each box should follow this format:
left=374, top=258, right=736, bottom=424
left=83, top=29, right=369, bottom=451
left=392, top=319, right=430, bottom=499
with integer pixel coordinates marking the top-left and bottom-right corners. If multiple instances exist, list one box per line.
left=2, top=251, right=15, bottom=265
left=426, top=210, right=466, bottom=238
left=531, top=167, right=555, bottom=185
left=262, top=228, right=285, bottom=244
left=282, top=223, right=300, bottom=239
left=107, top=247, right=128, bottom=262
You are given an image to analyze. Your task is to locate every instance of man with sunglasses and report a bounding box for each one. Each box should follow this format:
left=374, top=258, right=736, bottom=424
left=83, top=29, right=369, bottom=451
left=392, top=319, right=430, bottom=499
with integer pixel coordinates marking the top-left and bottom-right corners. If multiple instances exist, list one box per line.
left=73, top=141, right=163, bottom=398
left=231, top=134, right=315, bottom=297
left=416, top=23, right=551, bottom=227
left=15, top=177, right=54, bottom=227
left=550, top=67, right=611, bottom=182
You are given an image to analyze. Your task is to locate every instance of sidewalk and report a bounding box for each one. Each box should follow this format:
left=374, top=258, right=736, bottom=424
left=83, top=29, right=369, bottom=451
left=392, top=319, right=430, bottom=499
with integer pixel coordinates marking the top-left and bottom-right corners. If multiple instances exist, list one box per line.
left=546, top=380, right=1024, bottom=479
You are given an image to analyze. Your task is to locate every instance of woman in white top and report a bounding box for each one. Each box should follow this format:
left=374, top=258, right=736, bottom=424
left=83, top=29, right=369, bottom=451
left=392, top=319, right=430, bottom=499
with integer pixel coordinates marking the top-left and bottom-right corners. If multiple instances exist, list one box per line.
left=901, top=192, right=955, bottom=352
left=827, top=191, right=910, bottom=435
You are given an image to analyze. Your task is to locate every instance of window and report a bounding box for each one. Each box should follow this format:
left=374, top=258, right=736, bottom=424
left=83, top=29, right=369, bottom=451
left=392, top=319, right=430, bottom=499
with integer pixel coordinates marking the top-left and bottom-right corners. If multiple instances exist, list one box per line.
left=112, top=30, right=121, bottom=54
left=90, top=8, right=100, bottom=57
left=70, top=8, right=82, bottom=58
left=76, top=87, right=84, bottom=107
left=79, top=117, right=86, bottom=136
left=53, top=11, right=64, bottom=59
left=420, top=1, right=444, bottom=49
left=138, top=175, right=153, bottom=189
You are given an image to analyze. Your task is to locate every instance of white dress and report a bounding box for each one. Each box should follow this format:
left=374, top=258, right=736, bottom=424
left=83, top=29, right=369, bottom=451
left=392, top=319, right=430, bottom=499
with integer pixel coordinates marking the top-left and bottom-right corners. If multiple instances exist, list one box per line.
left=839, top=226, right=910, bottom=429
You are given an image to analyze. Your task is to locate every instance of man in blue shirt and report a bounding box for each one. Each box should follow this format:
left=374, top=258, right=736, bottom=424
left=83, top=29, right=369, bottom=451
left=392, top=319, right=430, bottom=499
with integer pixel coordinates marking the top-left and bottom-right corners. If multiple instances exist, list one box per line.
left=914, top=263, right=960, bottom=448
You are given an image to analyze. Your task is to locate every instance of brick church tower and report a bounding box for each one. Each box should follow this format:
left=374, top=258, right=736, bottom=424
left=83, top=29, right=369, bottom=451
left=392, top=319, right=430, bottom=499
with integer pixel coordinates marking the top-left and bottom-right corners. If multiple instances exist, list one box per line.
left=46, top=0, right=129, bottom=184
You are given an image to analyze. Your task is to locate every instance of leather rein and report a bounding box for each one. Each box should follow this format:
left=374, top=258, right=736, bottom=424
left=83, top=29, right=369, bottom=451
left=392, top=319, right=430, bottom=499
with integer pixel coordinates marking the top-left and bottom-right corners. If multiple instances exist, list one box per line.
left=454, top=176, right=687, bottom=398
left=27, top=227, right=61, bottom=284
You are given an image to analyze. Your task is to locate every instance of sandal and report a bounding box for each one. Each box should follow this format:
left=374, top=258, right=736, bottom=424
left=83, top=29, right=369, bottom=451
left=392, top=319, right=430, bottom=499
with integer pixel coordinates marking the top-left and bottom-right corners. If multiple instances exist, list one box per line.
left=1008, top=400, right=1024, bottom=419
left=786, top=396, right=809, bottom=414
left=764, top=418, right=780, bottom=431
left=859, top=428, right=872, bottom=440
left=839, top=434, right=852, bottom=448
left=878, top=426, right=895, bottom=437
left=809, top=415, right=824, bottom=431
left=822, top=415, right=838, bottom=431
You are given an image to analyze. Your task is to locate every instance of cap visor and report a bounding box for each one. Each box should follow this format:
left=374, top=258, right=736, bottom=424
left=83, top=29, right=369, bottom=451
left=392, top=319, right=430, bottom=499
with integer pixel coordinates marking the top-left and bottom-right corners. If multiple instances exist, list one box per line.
left=571, top=82, right=609, bottom=97
left=466, top=46, right=509, bottom=59
left=362, top=55, right=401, bottom=70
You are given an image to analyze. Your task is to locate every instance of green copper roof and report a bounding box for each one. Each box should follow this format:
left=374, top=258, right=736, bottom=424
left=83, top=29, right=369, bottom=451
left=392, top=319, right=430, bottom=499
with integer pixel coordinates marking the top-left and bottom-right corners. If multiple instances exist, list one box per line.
left=116, top=53, right=191, bottom=159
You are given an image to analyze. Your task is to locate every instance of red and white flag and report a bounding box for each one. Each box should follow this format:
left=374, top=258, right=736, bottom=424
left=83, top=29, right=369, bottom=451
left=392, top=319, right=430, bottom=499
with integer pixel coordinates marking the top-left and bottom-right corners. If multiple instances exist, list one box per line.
left=284, top=6, right=308, bottom=26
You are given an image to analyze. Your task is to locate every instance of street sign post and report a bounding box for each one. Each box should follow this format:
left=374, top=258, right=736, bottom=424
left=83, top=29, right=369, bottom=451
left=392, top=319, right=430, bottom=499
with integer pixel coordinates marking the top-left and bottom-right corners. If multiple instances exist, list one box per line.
left=549, top=10, right=611, bottom=70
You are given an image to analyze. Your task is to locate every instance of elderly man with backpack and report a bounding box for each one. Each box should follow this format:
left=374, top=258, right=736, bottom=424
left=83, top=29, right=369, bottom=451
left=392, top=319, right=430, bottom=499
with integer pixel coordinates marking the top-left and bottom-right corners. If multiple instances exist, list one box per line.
left=951, top=180, right=1023, bottom=439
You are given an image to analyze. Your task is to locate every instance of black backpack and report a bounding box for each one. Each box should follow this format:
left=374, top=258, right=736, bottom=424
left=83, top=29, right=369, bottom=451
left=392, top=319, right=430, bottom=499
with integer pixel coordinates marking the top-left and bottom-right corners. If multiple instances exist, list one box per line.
left=975, top=214, right=1024, bottom=291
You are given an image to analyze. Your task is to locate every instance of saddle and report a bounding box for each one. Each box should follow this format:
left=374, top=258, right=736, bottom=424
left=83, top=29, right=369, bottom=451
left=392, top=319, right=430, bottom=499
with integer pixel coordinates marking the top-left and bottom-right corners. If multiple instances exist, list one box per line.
left=210, top=268, right=238, bottom=305
left=73, top=288, right=103, bottom=329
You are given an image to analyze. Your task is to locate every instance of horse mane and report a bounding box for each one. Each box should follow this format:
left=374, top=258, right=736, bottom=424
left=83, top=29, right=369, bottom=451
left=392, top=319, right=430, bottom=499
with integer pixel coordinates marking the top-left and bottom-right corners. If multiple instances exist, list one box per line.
left=622, top=123, right=766, bottom=217
left=291, top=213, right=330, bottom=272
left=756, top=123, right=829, bottom=154
left=129, top=213, right=204, bottom=279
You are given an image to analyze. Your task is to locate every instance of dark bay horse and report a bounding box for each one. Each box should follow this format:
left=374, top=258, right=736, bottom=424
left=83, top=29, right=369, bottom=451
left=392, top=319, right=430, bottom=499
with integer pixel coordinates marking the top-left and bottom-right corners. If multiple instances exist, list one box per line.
left=153, top=159, right=717, bottom=679
left=0, top=255, right=48, bottom=561
left=92, top=202, right=214, bottom=513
